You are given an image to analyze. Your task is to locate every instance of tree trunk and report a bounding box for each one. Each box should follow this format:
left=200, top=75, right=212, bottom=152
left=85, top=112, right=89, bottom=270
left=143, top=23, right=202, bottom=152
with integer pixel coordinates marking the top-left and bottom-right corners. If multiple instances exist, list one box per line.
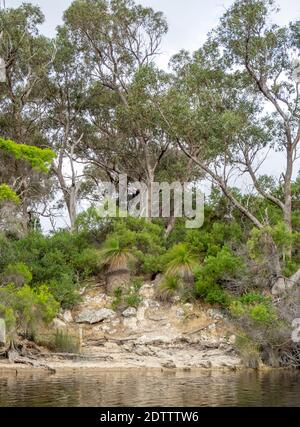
left=106, top=270, right=130, bottom=295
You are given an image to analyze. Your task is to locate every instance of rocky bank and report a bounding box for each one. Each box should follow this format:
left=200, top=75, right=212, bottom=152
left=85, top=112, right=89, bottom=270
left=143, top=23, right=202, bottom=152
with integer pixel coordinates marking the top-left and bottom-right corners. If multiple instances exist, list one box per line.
left=24, top=279, right=241, bottom=371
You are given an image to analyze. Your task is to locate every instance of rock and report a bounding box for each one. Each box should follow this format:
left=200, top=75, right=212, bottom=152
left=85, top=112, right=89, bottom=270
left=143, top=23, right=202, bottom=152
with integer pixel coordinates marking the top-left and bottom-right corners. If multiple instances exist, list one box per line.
left=142, top=299, right=160, bottom=309
left=122, top=307, right=137, bottom=318
left=0, top=318, right=6, bottom=345
left=51, top=318, right=67, bottom=329
left=184, top=303, right=193, bottom=311
left=137, top=307, right=145, bottom=321
left=176, top=308, right=185, bottom=318
left=208, top=323, right=216, bottom=331
left=161, top=360, right=176, bottom=369
left=75, top=308, right=116, bottom=324
left=123, top=317, right=138, bottom=330
left=78, top=286, right=86, bottom=296
left=207, top=308, right=224, bottom=320
left=228, top=335, right=236, bottom=345
left=59, top=310, right=73, bottom=323
left=139, top=284, right=155, bottom=299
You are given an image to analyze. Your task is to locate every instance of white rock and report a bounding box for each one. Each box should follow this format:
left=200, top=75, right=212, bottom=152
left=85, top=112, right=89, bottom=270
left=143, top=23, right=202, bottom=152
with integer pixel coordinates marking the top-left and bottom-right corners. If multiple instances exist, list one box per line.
left=184, top=303, right=194, bottom=311
left=228, top=335, right=236, bottom=345
left=123, top=317, right=138, bottom=330
left=139, top=284, right=155, bottom=299
left=51, top=318, right=67, bottom=329
left=75, top=308, right=116, bottom=324
left=60, top=310, right=73, bottom=323
left=137, top=307, right=145, bottom=321
left=122, top=307, right=137, bottom=318
left=207, top=308, right=224, bottom=320
left=142, top=299, right=160, bottom=309
left=176, top=308, right=185, bottom=318
left=0, top=319, right=6, bottom=345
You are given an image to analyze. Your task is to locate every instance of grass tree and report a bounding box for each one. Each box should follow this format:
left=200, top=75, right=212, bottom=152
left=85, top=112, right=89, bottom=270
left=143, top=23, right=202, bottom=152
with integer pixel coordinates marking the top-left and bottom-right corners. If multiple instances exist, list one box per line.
left=98, top=238, right=135, bottom=295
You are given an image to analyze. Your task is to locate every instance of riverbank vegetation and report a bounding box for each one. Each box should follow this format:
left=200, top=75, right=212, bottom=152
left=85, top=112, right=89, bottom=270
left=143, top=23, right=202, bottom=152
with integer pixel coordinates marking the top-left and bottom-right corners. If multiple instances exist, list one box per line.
left=1, top=0, right=300, bottom=368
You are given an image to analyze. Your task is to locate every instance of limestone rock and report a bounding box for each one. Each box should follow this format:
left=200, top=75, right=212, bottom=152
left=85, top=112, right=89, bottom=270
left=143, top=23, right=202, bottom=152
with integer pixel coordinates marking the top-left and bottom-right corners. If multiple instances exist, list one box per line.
left=207, top=308, right=224, bottom=320
left=139, top=284, right=155, bottom=299
left=0, top=319, right=6, bottom=345
left=142, top=299, right=160, bottom=309
left=122, top=307, right=137, bottom=318
left=161, top=360, right=176, bottom=369
left=228, top=334, right=236, bottom=345
left=176, top=308, right=185, bottom=318
left=60, top=310, right=73, bottom=323
left=123, top=316, right=138, bottom=330
left=76, top=308, right=116, bottom=324
left=51, top=318, right=67, bottom=329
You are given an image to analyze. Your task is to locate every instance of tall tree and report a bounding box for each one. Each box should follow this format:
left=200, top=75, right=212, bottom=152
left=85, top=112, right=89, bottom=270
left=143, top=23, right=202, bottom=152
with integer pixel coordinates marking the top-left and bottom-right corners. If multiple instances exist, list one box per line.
left=0, top=4, right=56, bottom=232
left=158, top=0, right=300, bottom=294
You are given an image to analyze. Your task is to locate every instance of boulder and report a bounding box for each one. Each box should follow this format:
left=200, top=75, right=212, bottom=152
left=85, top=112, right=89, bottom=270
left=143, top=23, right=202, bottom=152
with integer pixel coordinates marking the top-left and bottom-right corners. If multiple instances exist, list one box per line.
left=51, top=318, right=67, bottom=329
left=0, top=319, right=6, bottom=345
left=139, top=284, right=155, bottom=299
left=59, top=310, right=73, bottom=323
left=76, top=308, right=116, bottom=324
left=122, top=307, right=137, bottom=318
left=207, top=308, right=224, bottom=320
left=176, top=308, right=185, bottom=318
left=123, top=316, right=138, bottom=330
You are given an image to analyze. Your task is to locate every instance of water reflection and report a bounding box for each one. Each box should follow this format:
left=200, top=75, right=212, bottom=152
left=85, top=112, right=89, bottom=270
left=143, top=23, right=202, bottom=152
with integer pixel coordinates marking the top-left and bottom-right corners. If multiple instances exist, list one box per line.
left=0, top=369, right=300, bottom=407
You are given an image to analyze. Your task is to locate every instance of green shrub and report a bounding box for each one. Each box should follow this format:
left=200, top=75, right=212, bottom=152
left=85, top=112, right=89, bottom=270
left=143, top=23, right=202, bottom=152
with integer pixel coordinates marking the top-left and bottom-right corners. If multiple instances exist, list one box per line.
left=1, top=262, right=32, bottom=286
left=0, top=284, right=59, bottom=337
left=249, top=304, right=276, bottom=325
left=157, top=274, right=182, bottom=301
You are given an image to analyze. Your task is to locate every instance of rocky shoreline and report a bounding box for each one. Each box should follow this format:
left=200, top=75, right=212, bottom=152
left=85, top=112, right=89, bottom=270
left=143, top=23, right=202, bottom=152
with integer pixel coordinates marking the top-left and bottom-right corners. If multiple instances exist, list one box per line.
left=1, top=280, right=243, bottom=372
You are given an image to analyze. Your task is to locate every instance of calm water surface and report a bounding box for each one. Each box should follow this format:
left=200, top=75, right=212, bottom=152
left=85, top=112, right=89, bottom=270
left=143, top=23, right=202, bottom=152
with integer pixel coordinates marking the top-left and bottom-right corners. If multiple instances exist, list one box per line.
left=0, top=369, right=300, bottom=407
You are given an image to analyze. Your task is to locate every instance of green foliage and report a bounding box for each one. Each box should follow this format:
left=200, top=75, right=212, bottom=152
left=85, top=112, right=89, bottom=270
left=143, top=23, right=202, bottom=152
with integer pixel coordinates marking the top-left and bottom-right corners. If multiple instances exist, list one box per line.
left=1, top=262, right=32, bottom=286
left=0, top=284, right=59, bottom=336
left=0, top=184, right=20, bottom=204
left=163, top=243, right=198, bottom=281
left=229, top=292, right=277, bottom=326
left=98, top=237, right=135, bottom=273
left=0, top=138, right=55, bottom=173
left=110, top=279, right=142, bottom=310
left=157, top=274, right=183, bottom=301
left=195, top=247, right=243, bottom=306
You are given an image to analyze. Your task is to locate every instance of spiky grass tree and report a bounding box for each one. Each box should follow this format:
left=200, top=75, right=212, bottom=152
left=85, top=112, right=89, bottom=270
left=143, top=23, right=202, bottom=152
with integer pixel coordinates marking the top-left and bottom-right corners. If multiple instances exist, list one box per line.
left=164, top=244, right=198, bottom=286
left=99, top=238, right=135, bottom=295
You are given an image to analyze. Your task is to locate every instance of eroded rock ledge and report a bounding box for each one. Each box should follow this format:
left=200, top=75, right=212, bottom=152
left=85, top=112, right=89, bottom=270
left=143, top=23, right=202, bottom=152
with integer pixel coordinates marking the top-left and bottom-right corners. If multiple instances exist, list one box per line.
left=43, top=281, right=241, bottom=370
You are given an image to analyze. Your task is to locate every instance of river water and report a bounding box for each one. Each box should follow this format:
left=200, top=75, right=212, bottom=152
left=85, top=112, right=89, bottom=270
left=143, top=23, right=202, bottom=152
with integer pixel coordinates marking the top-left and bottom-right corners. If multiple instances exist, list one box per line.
left=0, top=369, right=300, bottom=407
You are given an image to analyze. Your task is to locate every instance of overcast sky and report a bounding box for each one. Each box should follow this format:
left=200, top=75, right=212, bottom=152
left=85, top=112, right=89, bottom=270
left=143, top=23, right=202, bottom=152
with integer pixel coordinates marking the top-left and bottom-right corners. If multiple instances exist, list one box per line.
left=4, top=0, right=300, bottom=69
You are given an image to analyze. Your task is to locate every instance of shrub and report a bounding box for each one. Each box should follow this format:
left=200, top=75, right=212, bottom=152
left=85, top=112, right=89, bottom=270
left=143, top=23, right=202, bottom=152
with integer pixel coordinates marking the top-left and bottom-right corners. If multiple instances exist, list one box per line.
left=163, top=243, right=198, bottom=282
left=0, top=284, right=59, bottom=338
left=249, top=304, right=277, bottom=325
left=1, top=262, right=32, bottom=286
left=157, top=274, right=183, bottom=301
left=47, top=275, right=81, bottom=309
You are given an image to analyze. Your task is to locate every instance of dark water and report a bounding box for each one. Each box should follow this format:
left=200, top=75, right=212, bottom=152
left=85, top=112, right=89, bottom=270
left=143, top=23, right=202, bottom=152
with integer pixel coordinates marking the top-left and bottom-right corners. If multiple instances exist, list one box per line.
left=0, top=369, right=300, bottom=407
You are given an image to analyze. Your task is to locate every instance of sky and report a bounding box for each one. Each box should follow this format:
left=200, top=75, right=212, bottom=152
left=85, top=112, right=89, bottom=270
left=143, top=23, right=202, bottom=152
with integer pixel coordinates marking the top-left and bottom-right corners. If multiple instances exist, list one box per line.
left=4, top=0, right=300, bottom=69
left=2, top=0, right=300, bottom=229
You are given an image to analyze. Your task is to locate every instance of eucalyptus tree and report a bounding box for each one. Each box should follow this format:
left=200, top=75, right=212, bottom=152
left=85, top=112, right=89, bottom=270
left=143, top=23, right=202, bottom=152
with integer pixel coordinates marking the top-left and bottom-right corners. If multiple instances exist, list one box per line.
left=44, top=26, right=90, bottom=231
left=63, top=0, right=178, bottom=218
left=159, top=0, right=300, bottom=294
left=0, top=4, right=56, bottom=232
